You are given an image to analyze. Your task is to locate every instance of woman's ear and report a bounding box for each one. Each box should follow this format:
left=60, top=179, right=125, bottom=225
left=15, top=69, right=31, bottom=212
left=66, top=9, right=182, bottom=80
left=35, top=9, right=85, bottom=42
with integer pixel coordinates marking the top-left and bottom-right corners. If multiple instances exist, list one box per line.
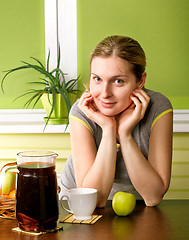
left=137, top=72, right=146, bottom=89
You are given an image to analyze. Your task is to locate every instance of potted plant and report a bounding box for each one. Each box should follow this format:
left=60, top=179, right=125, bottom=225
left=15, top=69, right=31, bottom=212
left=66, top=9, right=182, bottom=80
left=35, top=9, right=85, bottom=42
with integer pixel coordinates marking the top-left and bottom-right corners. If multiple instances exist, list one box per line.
left=1, top=47, right=81, bottom=129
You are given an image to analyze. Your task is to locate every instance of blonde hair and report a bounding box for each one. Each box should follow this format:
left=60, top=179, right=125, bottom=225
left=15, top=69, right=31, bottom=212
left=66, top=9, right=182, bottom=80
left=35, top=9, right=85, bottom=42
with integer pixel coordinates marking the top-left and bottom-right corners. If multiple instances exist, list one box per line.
left=90, top=35, right=146, bottom=82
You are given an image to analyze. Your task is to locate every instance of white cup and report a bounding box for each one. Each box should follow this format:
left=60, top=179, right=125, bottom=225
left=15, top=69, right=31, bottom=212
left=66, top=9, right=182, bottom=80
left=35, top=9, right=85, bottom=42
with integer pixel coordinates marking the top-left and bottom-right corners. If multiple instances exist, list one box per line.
left=61, top=188, right=98, bottom=220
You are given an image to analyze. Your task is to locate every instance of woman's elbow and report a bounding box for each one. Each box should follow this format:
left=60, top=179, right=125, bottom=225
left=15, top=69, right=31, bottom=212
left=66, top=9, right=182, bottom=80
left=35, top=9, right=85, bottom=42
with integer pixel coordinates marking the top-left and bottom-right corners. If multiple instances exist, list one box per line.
left=96, top=198, right=107, bottom=208
left=144, top=195, right=163, bottom=207
left=144, top=184, right=169, bottom=207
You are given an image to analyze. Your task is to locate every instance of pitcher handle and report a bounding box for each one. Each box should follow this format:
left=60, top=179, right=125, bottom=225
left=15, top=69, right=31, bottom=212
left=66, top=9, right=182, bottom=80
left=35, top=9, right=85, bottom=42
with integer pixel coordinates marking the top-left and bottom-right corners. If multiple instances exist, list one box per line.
left=60, top=195, right=73, bottom=214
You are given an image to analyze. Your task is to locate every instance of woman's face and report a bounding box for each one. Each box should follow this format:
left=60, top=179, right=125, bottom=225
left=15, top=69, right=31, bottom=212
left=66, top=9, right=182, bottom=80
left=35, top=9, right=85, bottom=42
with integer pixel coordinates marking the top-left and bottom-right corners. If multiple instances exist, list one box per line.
left=90, top=56, right=140, bottom=116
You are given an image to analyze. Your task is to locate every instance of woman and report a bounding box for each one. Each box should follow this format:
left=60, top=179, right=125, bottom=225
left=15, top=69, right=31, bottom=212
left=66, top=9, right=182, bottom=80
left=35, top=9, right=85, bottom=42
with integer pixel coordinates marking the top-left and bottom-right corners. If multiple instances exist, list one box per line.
left=60, top=35, right=173, bottom=207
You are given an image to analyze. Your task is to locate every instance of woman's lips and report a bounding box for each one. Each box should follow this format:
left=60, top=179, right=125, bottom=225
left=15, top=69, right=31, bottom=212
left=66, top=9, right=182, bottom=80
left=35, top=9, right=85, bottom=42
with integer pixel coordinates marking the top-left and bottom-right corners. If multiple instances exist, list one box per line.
left=100, top=100, right=116, bottom=108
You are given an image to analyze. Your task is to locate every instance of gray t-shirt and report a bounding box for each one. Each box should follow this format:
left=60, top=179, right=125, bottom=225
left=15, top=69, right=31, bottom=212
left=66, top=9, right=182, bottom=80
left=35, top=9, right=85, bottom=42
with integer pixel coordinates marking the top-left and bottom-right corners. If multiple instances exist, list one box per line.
left=60, top=88, right=173, bottom=199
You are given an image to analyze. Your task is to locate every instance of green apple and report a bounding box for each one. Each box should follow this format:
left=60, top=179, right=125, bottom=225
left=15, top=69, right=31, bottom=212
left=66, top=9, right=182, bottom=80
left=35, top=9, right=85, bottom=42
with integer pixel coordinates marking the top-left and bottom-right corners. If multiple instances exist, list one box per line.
left=112, top=191, right=136, bottom=216
left=2, top=171, right=16, bottom=195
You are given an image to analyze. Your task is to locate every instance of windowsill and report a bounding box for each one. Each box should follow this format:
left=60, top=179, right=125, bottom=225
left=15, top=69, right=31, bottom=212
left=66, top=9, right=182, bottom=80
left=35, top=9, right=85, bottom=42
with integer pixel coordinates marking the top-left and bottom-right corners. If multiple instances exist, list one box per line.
left=0, top=109, right=189, bottom=133
left=0, top=109, right=70, bottom=133
left=172, top=109, right=189, bottom=133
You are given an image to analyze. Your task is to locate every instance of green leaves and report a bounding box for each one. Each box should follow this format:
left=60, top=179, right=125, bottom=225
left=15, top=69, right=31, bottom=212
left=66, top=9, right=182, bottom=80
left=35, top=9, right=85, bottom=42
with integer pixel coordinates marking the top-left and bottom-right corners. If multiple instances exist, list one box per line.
left=1, top=48, right=81, bottom=130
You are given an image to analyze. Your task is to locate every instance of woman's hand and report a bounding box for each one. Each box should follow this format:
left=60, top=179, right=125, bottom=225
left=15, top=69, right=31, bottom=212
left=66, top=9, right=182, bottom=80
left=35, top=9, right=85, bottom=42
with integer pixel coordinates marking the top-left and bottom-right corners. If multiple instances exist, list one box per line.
left=117, top=89, right=150, bottom=137
left=78, top=91, right=116, bottom=131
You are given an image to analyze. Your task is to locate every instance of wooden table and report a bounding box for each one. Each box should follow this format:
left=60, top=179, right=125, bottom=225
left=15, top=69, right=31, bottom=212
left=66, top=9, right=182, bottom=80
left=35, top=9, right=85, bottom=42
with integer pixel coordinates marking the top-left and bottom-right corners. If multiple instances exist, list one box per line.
left=0, top=200, right=188, bottom=240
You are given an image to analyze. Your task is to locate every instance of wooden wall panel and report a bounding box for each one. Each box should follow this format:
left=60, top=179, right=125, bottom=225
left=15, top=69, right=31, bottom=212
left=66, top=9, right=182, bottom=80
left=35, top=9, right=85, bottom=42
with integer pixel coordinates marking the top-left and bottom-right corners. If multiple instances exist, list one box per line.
left=1, top=132, right=189, bottom=199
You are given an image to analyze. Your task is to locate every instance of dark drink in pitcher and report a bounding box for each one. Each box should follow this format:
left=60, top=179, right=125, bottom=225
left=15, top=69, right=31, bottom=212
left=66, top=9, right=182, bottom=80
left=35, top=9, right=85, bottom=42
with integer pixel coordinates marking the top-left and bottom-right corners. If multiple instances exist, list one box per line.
left=16, top=162, right=59, bottom=232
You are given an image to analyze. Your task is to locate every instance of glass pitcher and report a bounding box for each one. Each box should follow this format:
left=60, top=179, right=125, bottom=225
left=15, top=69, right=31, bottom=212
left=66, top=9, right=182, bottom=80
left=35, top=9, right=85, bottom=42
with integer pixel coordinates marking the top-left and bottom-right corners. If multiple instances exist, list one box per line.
left=16, top=151, right=59, bottom=232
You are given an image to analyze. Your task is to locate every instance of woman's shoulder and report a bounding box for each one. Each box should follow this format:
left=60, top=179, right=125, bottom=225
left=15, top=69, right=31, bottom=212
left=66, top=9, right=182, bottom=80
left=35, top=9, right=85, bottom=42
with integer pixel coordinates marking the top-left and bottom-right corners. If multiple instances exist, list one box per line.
left=69, top=99, right=80, bottom=116
left=144, top=88, right=173, bottom=111
left=69, top=99, right=99, bottom=136
left=145, top=88, right=172, bottom=106
left=142, top=88, right=173, bottom=130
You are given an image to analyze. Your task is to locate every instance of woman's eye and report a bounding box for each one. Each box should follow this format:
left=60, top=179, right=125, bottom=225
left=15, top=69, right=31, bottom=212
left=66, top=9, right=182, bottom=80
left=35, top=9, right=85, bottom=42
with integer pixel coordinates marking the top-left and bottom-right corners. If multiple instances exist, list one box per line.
left=115, top=79, right=124, bottom=85
left=94, top=77, right=101, bottom=82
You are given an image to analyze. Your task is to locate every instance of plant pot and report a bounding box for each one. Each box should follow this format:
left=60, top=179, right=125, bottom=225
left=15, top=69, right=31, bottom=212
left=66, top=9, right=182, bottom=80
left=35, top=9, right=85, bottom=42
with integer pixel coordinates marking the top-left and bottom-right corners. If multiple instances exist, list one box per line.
left=41, top=93, right=76, bottom=125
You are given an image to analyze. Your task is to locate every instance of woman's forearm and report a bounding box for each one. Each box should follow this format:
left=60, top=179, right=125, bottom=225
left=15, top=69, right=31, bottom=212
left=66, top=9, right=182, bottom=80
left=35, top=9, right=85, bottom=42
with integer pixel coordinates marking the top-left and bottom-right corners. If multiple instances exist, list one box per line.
left=81, top=127, right=117, bottom=207
left=119, top=134, right=166, bottom=206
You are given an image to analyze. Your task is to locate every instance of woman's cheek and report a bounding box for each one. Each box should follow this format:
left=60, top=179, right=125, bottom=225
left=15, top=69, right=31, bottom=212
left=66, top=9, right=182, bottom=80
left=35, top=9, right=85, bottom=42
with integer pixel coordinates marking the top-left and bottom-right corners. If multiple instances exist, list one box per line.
left=120, top=94, right=133, bottom=110
left=90, top=87, right=98, bottom=99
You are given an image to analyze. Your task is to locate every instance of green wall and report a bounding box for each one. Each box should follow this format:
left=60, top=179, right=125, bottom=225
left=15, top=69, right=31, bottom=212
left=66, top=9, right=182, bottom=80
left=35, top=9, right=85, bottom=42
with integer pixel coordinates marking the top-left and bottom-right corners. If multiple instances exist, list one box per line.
left=0, top=0, right=45, bottom=109
left=0, top=0, right=188, bottom=109
left=77, top=0, right=189, bottom=109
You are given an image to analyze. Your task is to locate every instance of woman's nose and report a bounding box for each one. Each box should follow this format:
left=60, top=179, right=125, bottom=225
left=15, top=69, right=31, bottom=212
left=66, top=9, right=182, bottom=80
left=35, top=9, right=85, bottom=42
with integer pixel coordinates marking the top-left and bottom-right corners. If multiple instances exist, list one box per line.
left=102, top=83, right=112, bottom=98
